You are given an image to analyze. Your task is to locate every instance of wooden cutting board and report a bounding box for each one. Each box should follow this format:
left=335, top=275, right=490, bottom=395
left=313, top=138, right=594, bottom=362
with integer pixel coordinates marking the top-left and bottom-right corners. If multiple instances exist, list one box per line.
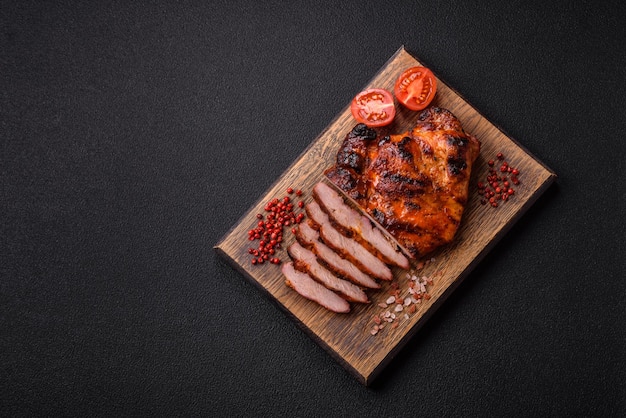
left=214, top=46, right=556, bottom=385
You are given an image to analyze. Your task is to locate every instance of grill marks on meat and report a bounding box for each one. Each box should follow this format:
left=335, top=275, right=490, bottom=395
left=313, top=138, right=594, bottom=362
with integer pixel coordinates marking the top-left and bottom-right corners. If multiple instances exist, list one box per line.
left=305, top=201, right=393, bottom=281
left=288, top=242, right=369, bottom=303
left=325, top=107, right=480, bottom=258
left=312, top=182, right=410, bottom=270
left=280, top=107, right=478, bottom=312
left=327, top=124, right=376, bottom=201
left=282, top=262, right=350, bottom=313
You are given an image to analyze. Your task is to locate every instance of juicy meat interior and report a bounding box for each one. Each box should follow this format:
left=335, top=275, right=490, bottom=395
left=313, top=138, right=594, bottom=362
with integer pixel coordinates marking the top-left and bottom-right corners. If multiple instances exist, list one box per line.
left=325, top=107, right=480, bottom=258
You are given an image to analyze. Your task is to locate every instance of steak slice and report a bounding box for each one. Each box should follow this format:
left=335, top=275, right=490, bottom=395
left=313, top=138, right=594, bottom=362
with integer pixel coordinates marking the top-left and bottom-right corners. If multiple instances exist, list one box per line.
left=288, top=242, right=369, bottom=303
left=295, top=222, right=380, bottom=289
left=305, top=201, right=393, bottom=281
left=282, top=262, right=350, bottom=313
left=312, top=181, right=410, bottom=269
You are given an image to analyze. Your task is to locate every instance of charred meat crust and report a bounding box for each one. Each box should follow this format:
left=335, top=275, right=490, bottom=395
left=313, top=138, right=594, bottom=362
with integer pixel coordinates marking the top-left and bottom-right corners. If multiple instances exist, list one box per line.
left=325, top=106, right=480, bottom=258
left=334, top=124, right=377, bottom=172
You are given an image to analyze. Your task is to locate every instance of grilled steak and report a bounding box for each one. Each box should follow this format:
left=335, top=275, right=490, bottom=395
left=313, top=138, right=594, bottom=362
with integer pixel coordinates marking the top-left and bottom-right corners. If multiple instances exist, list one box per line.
left=325, top=107, right=480, bottom=258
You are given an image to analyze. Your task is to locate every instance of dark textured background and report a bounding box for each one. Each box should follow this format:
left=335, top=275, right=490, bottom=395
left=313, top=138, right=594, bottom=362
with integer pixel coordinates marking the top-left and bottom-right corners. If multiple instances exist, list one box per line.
left=2, top=1, right=625, bottom=416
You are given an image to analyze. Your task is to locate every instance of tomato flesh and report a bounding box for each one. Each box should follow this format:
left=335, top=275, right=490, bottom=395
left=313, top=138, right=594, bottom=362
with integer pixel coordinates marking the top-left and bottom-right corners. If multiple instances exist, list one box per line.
left=394, top=66, right=437, bottom=111
left=350, top=88, right=395, bottom=127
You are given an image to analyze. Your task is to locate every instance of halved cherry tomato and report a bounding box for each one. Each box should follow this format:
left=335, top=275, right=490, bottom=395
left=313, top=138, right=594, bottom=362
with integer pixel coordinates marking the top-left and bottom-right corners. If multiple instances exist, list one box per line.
left=394, top=66, right=437, bottom=111
left=350, top=88, right=396, bottom=127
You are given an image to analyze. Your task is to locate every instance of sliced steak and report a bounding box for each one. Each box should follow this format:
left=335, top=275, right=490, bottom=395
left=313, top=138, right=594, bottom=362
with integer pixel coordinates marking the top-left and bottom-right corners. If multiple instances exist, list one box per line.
left=288, top=242, right=369, bottom=303
left=295, top=222, right=380, bottom=289
left=282, top=262, right=350, bottom=313
left=305, top=201, right=393, bottom=281
left=312, top=182, right=410, bottom=269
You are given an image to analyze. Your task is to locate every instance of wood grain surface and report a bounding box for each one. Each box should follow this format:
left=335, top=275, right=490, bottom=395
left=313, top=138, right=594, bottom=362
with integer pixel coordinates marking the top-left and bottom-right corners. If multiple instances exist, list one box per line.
left=214, top=46, right=556, bottom=385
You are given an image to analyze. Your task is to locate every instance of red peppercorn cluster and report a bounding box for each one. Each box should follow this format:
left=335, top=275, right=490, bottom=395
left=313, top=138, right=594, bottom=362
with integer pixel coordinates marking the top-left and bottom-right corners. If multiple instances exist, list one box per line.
left=477, top=152, right=521, bottom=208
left=247, top=187, right=305, bottom=265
